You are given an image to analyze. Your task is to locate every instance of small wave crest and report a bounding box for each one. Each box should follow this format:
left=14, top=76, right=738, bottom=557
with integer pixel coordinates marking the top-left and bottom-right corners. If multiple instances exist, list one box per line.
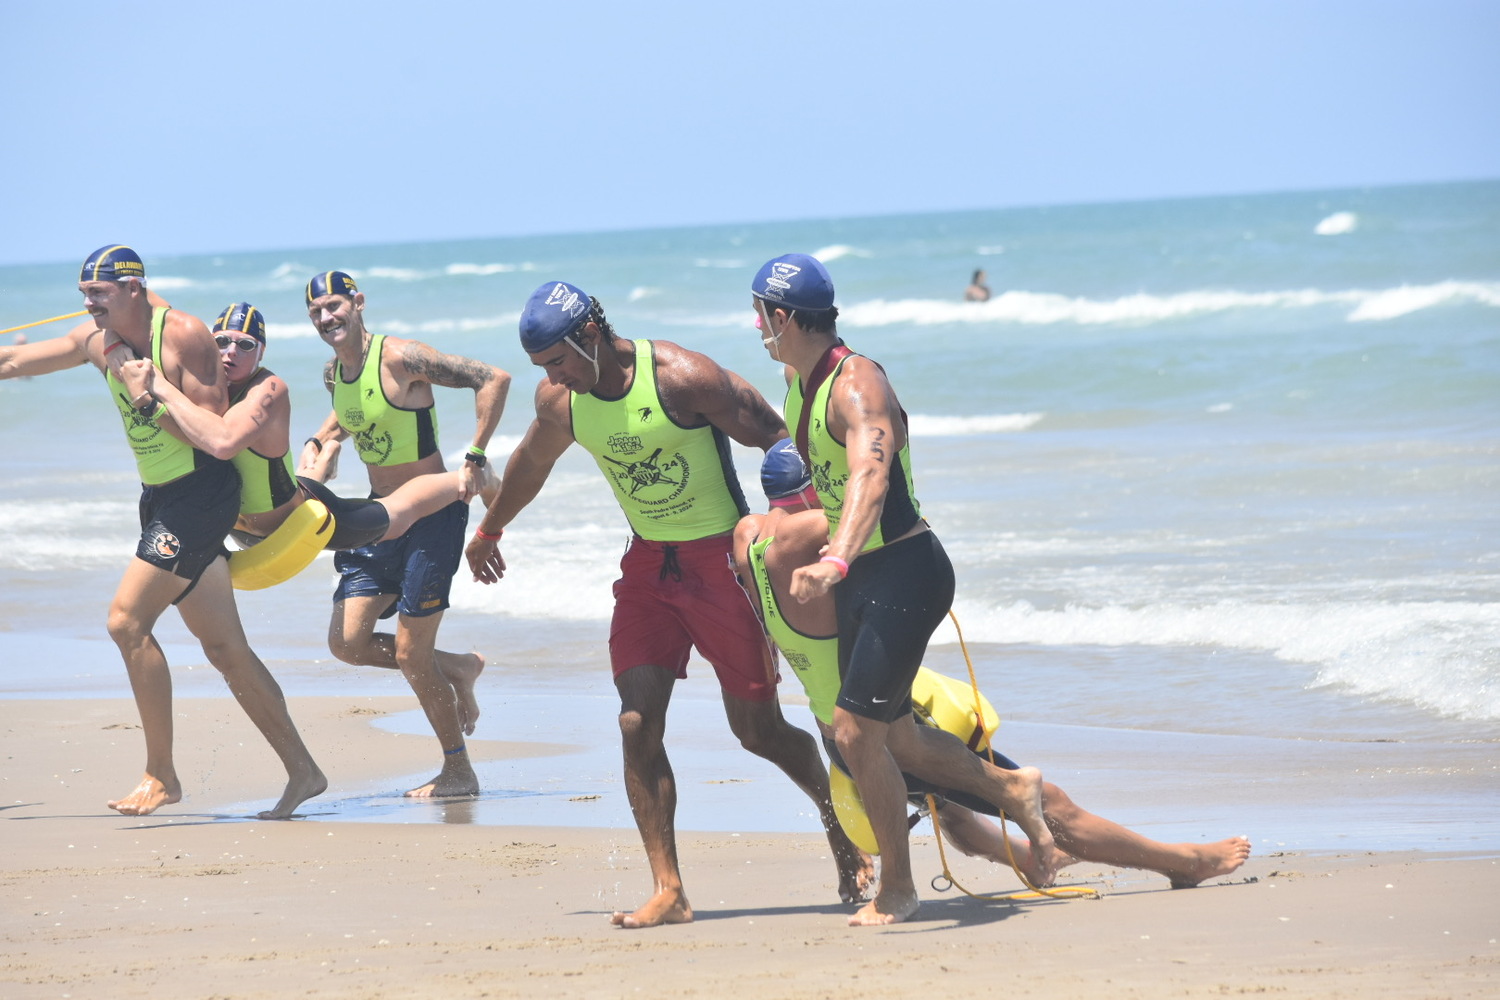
left=940, top=597, right=1500, bottom=722
left=1315, top=211, right=1358, bottom=236
left=835, top=280, right=1500, bottom=327
left=908, top=412, right=1043, bottom=436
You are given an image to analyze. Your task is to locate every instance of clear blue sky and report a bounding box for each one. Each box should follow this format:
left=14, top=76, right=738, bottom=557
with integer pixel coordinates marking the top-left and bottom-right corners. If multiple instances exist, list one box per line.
left=3, top=1, right=1495, bottom=267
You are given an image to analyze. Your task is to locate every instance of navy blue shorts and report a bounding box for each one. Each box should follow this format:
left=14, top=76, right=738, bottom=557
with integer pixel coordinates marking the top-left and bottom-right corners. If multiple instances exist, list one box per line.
left=834, top=529, right=956, bottom=723
left=332, top=498, right=468, bottom=618
left=136, top=459, right=238, bottom=595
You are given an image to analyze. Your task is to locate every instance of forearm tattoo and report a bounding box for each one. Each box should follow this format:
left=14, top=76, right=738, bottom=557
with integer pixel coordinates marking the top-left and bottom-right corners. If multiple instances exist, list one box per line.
left=402, top=344, right=493, bottom=389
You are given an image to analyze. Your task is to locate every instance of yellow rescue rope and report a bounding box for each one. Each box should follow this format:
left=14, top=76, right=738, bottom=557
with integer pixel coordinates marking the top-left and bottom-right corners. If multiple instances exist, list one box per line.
left=923, top=610, right=1098, bottom=902
left=1, top=310, right=88, bottom=336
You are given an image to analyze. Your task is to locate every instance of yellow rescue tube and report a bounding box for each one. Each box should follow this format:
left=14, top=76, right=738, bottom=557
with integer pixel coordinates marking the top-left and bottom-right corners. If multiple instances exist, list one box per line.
left=228, top=499, right=335, bottom=590
left=911, top=667, right=1001, bottom=753
left=829, top=764, right=880, bottom=856
left=830, top=667, right=1004, bottom=855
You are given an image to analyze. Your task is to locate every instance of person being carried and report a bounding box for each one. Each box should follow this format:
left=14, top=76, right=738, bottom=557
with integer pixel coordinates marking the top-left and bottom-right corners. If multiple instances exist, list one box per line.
left=119, top=301, right=500, bottom=733
left=735, top=442, right=1252, bottom=891
left=465, top=281, right=871, bottom=929
left=302, top=271, right=511, bottom=798
left=0, top=245, right=324, bottom=819
left=751, top=252, right=1058, bottom=926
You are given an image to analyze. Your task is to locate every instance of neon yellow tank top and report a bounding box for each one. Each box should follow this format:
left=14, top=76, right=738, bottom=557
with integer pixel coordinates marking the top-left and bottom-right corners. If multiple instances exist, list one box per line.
left=228, top=372, right=297, bottom=514
left=783, top=351, right=921, bottom=552
left=570, top=339, right=748, bottom=541
left=332, top=334, right=439, bottom=466
left=105, top=307, right=205, bottom=485
left=749, top=534, right=841, bottom=725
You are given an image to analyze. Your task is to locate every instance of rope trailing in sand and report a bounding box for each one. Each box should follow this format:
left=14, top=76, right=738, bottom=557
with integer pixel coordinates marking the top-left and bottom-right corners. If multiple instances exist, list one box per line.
left=924, top=610, right=1099, bottom=903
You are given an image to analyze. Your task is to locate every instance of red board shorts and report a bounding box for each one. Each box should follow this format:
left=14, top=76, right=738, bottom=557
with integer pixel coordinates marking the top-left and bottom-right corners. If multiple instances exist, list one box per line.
left=609, top=533, right=776, bottom=703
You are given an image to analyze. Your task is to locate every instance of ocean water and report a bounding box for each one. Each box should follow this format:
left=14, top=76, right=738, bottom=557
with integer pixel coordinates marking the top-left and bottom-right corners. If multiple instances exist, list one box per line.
left=2, top=180, right=1497, bottom=853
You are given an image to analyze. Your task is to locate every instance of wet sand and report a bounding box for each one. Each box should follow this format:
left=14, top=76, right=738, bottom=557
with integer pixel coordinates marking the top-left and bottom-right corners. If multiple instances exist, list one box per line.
left=2, top=694, right=1496, bottom=1000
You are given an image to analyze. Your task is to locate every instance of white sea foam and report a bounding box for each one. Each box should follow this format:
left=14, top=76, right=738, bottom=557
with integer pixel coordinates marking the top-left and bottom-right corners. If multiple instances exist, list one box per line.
left=1345, top=281, right=1500, bottom=321
left=361, top=266, right=429, bottom=282
left=148, top=275, right=195, bottom=291
left=692, top=258, right=747, bottom=270
left=1315, top=211, right=1359, bottom=235
left=940, top=597, right=1500, bottom=722
left=378, top=313, right=516, bottom=336
left=907, top=412, right=1043, bottom=436
left=447, top=262, right=526, bottom=276
left=627, top=286, right=661, bottom=302
left=811, top=244, right=869, bottom=262
left=834, top=280, right=1500, bottom=328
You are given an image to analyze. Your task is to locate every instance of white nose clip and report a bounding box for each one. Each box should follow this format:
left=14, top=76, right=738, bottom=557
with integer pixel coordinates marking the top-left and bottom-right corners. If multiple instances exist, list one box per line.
left=565, top=333, right=600, bottom=384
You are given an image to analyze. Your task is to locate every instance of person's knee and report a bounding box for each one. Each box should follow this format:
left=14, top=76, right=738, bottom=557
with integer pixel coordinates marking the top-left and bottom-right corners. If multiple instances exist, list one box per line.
left=106, top=605, right=149, bottom=648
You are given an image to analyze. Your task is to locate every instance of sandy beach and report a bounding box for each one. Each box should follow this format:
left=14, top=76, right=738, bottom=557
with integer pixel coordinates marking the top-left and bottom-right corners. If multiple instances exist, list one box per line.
left=3, top=693, right=1495, bottom=1000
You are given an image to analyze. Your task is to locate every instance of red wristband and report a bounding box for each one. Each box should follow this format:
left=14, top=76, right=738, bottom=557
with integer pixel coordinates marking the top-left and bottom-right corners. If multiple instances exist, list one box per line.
left=819, top=555, right=850, bottom=579
left=474, top=527, right=503, bottom=542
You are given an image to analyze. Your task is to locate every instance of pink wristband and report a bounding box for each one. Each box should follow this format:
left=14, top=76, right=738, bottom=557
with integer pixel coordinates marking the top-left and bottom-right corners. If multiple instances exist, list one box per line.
left=820, top=555, right=849, bottom=579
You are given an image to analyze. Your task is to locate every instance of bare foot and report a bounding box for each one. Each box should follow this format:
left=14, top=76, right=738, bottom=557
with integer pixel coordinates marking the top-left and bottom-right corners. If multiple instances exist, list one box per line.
left=440, top=651, right=485, bottom=737
left=836, top=847, right=877, bottom=903
left=1168, top=836, right=1252, bottom=888
left=610, top=888, right=693, bottom=929
left=848, top=887, right=919, bottom=927
left=108, top=774, right=181, bottom=816
left=1001, top=835, right=1078, bottom=886
left=405, top=756, right=478, bottom=798
left=1004, top=766, right=1067, bottom=886
left=257, top=764, right=329, bottom=820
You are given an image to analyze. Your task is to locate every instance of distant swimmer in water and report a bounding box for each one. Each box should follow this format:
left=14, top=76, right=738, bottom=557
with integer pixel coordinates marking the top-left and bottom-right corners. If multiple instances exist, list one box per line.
left=0, top=244, right=324, bottom=820
left=964, top=268, right=991, bottom=302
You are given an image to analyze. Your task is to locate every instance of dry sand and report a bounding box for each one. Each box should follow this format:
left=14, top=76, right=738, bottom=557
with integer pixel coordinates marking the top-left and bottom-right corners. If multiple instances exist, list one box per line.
left=3, top=695, right=1496, bottom=999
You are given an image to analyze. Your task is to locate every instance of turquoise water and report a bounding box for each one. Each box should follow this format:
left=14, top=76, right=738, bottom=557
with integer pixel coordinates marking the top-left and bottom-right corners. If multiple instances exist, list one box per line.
left=2, top=180, right=1497, bottom=849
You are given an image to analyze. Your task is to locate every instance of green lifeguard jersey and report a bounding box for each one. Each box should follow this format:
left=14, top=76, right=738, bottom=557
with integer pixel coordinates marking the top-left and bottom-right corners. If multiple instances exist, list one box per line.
left=748, top=534, right=840, bottom=725
left=105, top=306, right=207, bottom=485
left=333, top=334, right=438, bottom=467
left=228, top=372, right=297, bottom=514
left=783, top=350, right=921, bottom=552
left=570, top=339, right=748, bottom=541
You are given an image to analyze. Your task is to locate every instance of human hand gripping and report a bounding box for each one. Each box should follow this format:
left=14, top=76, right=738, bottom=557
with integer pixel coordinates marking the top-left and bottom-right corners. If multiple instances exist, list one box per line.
left=790, top=548, right=848, bottom=604
left=118, top=357, right=157, bottom=408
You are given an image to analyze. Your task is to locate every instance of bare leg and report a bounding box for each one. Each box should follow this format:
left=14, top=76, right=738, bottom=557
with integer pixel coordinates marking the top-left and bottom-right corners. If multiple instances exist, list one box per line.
left=328, top=598, right=477, bottom=795
left=834, top=708, right=920, bottom=926
left=328, top=597, right=485, bottom=735
left=177, top=559, right=326, bottom=819
left=104, top=558, right=191, bottom=815
left=723, top=693, right=874, bottom=904
left=890, top=719, right=1064, bottom=885
left=1039, top=783, right=1251, bottom=887
left=610, top=664, right=693, bottom=929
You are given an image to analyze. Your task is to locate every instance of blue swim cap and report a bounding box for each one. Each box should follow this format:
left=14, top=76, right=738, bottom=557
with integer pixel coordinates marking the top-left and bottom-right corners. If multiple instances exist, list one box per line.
left=519, top=281, right=592, bottom=354
left=305, top=270, right=359, bottom=304
left=761, top=438, right=811, bottom=500
left=80, top=244, right=146, bottom=284
left=751, top=253, right=834, bottom=312
left=214, top=302, right=267, bottom=344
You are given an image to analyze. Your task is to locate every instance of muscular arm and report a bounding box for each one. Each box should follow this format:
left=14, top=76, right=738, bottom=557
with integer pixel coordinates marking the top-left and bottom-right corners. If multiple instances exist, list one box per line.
left=789, top=358, right=905, bottom=602
left=128, top=362, right=290, bottom=460
left=394, top=339, right=513, bottom=497
left=822, top=358, right=904, bottom=563
left=655, top=341, right=787, bottom=450
left=464, top=383, right=572, bottom=583
left=0, top=324, right=99, bottom=380
left=157, top=312, right=227, bottom=415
